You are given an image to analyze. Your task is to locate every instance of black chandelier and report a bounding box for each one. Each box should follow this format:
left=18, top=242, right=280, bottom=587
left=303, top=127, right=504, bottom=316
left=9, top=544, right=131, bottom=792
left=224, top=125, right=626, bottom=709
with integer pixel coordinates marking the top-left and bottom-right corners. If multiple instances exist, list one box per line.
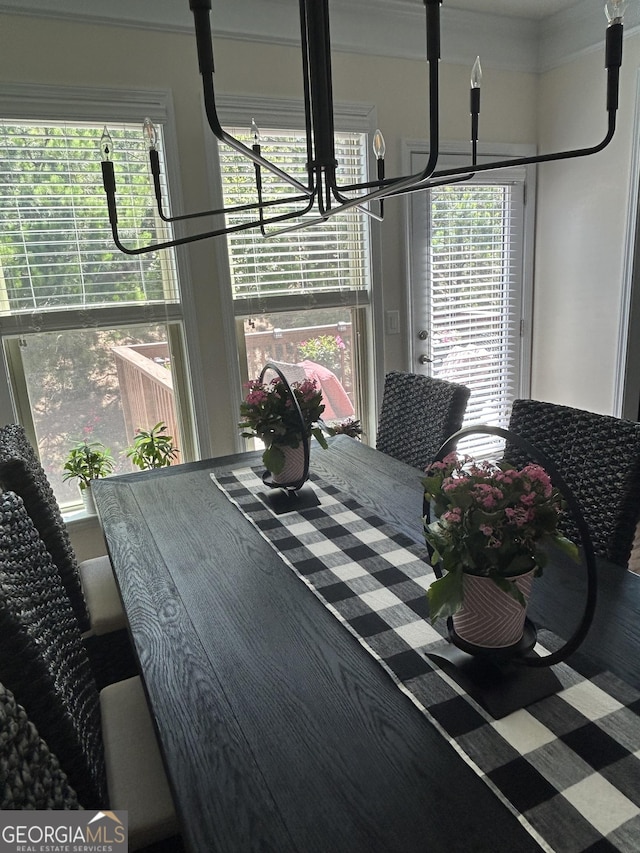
left=101, top=0, right=626, bottom=255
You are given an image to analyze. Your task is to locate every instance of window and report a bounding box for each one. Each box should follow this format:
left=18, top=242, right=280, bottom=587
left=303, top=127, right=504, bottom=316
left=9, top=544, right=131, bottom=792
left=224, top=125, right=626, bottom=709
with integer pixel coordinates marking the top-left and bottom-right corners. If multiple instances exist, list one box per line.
left=408, top=148, right=534, bottom=457
left=215, top=100, right=379, bottom=440
left=0, top=88, right=195, bottom=510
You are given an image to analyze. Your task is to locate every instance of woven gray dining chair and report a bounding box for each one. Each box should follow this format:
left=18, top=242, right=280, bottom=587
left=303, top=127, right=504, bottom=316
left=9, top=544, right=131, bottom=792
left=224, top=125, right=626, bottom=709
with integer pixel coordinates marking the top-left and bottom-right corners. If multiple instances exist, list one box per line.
left=504, top=398, right=640, bottom=568
left=0, top=488, right=106, bottom=805
left=376, top=371, right=471, bottom=470
left=0, top=423, right=136, bottom=687
left=0, top=680, right=81, bottom=809
left=0, top=490, right=178, bottom=849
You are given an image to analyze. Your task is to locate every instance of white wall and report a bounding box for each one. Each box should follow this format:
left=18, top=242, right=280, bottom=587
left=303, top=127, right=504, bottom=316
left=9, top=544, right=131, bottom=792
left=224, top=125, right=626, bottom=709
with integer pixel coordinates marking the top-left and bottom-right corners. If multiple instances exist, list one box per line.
left=533, top=32, right=640, bottom=414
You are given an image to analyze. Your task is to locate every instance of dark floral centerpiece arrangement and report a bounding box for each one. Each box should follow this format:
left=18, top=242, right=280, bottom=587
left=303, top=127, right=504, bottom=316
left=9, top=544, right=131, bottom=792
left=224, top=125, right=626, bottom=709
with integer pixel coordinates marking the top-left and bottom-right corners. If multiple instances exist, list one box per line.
left=423, top=452, right=579, bottom=628
left=239, top=375, right=328, bottom=476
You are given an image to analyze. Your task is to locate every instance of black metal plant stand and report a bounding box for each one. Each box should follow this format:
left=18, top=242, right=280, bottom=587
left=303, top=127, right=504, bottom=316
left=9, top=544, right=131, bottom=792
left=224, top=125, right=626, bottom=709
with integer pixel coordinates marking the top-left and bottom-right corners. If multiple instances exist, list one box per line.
left=424, top=425, right=598, bottom=719
left=257, top=362, right=319, bottom=513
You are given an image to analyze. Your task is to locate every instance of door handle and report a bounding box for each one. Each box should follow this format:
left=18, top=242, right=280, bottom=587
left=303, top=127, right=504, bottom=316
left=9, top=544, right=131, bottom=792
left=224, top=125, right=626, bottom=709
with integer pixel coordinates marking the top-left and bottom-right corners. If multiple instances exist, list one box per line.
left=418, top=354, right=432, bottom=365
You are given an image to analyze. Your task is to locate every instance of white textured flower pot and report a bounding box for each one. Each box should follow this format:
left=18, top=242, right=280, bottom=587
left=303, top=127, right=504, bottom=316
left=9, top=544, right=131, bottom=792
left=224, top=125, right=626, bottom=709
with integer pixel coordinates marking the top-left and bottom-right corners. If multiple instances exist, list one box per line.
left=81, top=485, right=96, bottom=515
left=271, top=444, right=306, bottom=485
left=452, top=570, right=535, bottom=648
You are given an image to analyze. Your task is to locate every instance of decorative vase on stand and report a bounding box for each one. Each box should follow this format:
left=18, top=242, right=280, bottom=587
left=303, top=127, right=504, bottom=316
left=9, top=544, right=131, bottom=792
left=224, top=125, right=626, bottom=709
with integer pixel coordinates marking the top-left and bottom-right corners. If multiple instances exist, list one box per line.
left=270, top=443, right=307, bottom=486
left=256, top=362, right=319, bottom=512
left=452, top=569, right=536, bottom=649
left=259, top=361, right=312, bottom=493
left=424, top=423, right=598, bottom=719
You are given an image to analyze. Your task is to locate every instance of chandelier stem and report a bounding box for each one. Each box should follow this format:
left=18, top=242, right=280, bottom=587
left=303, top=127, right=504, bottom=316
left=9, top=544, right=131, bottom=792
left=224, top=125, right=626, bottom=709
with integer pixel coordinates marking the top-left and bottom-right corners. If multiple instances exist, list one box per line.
left=305, top=0, right=338, bottom=171
left=299, top=0, right=317, bottom=196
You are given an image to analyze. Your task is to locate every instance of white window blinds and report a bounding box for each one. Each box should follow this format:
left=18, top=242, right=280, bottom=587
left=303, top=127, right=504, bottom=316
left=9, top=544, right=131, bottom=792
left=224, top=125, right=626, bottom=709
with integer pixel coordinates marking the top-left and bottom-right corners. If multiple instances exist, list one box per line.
left=219, top=128, right=371, bottom=301
left=411, top=172, right=528, bottom=457
left=0, top=120, right=178, bottom=313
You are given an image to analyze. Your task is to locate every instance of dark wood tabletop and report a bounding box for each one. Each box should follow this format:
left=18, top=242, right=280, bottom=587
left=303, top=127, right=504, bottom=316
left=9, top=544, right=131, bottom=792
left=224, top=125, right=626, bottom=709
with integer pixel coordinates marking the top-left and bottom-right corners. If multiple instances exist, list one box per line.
left=92, top=436, right=640, bottom=853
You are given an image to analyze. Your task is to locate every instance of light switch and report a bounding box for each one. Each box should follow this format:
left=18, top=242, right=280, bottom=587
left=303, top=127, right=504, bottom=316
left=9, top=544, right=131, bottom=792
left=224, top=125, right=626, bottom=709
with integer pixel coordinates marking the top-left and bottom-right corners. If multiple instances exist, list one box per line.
left=385, top=310, right=400, bottom=335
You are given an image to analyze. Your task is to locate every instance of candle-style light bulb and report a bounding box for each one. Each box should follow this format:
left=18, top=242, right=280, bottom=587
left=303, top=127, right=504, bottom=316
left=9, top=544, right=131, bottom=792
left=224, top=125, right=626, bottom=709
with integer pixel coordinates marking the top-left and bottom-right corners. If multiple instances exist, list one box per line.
left=251, top=118, right=261, bottom=146
left=100, top=126, right=114, bottom=162
left=372, top=129, right=386, bottom=218
left=100, top=126, right=118, bottom=227
left=605, top=0, right=627, bottom=23
left=143, top=117, right=158, bottom=150
left=471, top=55, right=482, bottom=89
left=373, top=129, right=386, bottom=161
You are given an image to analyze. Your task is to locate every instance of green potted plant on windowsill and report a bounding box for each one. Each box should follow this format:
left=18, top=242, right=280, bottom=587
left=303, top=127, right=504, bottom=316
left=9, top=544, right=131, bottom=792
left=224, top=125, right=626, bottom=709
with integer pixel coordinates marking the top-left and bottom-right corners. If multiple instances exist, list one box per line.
left=125, top=422, right=180, bottom=470
left=62, top=440, right=115, bottom=514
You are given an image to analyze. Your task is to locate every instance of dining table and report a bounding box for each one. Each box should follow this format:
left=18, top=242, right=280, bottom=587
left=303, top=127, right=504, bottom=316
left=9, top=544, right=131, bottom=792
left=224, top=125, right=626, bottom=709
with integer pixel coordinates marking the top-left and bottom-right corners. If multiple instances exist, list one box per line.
left=92, top=435, right=640, bottom=853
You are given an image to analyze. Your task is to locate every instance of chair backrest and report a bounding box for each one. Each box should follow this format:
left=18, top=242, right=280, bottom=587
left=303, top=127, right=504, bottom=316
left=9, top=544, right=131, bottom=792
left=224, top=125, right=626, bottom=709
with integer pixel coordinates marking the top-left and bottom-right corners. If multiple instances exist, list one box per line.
left=376, top=371, right=471, bottom=470
left=0, top=423, right=90, bottom=631
left=505, top=398, right=640, bottom=567
left=0, top=490, right=105, bottom=806
left=0, top=680, right=80, bottom=809
left=265, top=360, right=307, bottom=385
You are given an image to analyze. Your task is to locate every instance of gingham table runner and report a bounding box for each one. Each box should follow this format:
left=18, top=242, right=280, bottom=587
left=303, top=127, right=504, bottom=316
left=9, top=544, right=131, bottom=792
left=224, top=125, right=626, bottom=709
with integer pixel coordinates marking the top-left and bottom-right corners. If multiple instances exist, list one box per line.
left=212, top=467, right=640, bottom=853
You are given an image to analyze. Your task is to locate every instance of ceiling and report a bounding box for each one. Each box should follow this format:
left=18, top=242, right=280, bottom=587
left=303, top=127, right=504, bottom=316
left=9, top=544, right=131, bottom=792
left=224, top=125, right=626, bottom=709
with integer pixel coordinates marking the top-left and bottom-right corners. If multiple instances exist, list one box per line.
left=445, top=0, right=581, bottom=18
left=0, top=0, right=628, bottom=74
left=0, top=0, right=593, bottom=24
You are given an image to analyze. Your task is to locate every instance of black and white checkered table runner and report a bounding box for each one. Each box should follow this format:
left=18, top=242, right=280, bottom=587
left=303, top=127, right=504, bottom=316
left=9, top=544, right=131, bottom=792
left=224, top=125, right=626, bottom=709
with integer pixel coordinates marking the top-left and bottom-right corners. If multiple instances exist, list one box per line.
left=212, top=467, right=640, bottom=852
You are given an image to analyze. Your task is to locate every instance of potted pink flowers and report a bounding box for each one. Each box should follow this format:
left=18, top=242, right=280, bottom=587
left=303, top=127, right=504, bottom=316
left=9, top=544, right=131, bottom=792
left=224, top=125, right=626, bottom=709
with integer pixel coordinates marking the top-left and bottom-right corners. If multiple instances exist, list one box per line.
left=423, top=452, right=578, bottom=647
left=239, top=375, right=328, bottom=479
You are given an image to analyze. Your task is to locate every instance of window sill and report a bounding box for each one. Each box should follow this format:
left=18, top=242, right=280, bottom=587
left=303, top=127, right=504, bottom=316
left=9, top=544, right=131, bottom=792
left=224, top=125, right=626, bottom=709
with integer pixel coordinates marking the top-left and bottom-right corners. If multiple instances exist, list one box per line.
left=62, top=508, right=101, bottom=530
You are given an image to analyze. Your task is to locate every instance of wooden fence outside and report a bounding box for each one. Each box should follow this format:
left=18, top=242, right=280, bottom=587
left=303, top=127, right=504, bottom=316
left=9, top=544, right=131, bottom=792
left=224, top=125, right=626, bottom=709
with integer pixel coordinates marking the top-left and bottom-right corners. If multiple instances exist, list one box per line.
left=112, top=342, right=179, bottom=448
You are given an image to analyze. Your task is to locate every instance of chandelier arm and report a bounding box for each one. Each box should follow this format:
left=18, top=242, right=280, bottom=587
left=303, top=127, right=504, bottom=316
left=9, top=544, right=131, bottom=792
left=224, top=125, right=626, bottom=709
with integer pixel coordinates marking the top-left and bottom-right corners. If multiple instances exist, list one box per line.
left=332, top=104, right=611, bottom=200
left=189, top=0, right=313, bottom=196
left=294, top=108, right=618, bottom=228
left=418, top=0, right=442, bottom=183
left=262, top=195, right=385, bottom=239
left=328, top=15, right=620, bottom=211
left=328, top=174, right=472, bottom=222
left=328, top=0, right=441, bottom=204
left=326, top=183, right=385, bottom=220
left=385, top=172, right=476, bottom=200
left=356, top=204, right=383, bottom=223
left=262, top=213, right=339, bottom=240
left=427, top=113, right=617, bottom=182
left=105, top=191, right=319, bottom=256
left=151, top=189, right=313, bottom=224
left=201, top=85, right=312, bottom=195
left=330, top=91, right=615, bottom=201
left=139, top=122, right=315, bottom=226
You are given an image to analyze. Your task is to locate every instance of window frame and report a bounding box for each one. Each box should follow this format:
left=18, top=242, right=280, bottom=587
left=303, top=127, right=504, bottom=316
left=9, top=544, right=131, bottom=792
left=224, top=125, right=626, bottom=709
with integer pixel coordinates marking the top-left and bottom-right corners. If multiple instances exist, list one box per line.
left=205, top=95, right=384, bottom=447
left=0, top=82, right=203, bottom=485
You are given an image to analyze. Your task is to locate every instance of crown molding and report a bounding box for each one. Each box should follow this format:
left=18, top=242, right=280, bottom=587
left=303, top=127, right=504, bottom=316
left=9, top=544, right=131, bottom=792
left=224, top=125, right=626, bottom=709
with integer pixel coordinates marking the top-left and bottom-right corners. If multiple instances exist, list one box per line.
left=539, top=0, right=640, bottom=71
left=0, top=0, right=636, bottom=74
